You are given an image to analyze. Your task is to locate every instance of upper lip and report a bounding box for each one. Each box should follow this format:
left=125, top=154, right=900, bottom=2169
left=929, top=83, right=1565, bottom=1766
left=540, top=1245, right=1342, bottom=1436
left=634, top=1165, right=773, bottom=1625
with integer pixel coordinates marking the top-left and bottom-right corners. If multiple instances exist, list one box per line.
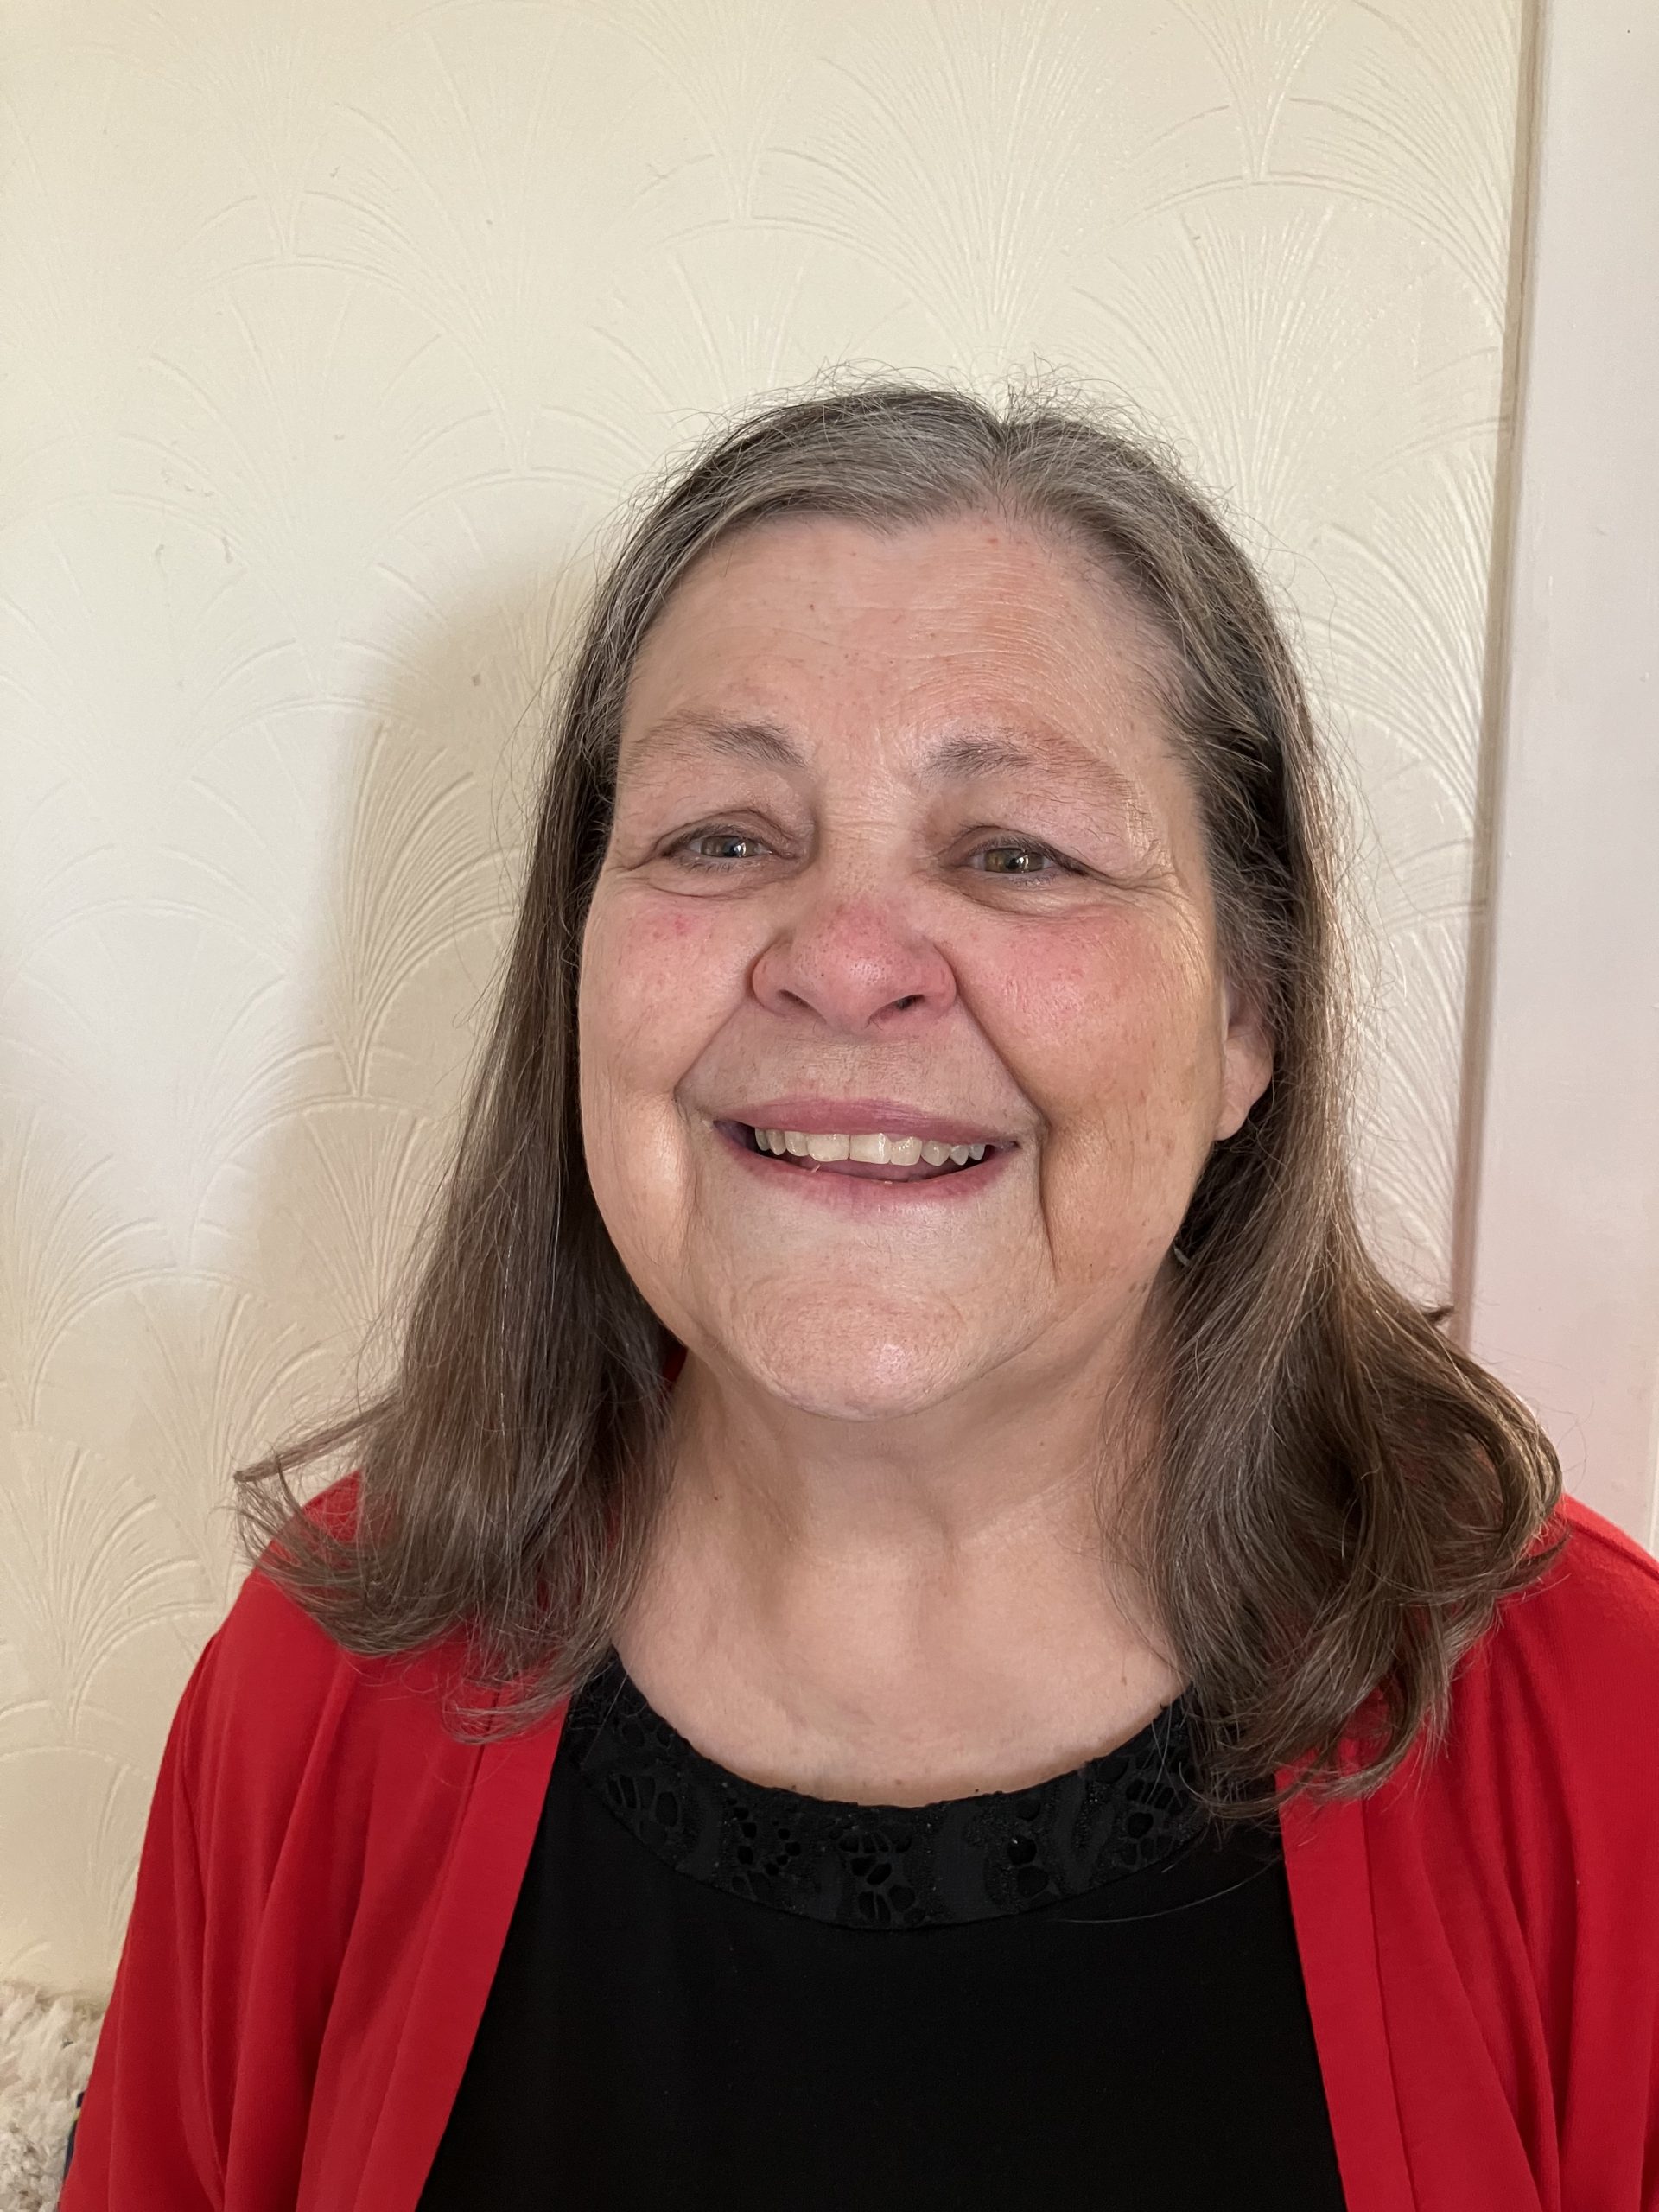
left=715, top=1097, right=1016, bottom=1147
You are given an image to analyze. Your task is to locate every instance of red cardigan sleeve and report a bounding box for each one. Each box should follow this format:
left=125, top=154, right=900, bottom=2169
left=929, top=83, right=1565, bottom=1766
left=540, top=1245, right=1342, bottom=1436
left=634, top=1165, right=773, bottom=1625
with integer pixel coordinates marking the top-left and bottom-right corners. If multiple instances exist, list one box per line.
left=61, top=1538, right=378, bottom=2209
left=1281, top=1491, right=1659, bottom=2211
left=60, top=1488, right=560, bottom=2212
left=60, top=1628, right=225, bottom=2207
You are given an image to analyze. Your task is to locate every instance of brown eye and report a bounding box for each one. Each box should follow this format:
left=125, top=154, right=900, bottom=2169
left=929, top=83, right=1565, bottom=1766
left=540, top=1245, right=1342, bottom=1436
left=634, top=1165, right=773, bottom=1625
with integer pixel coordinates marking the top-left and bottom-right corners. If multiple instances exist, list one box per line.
left=969, top=842, right=1065, bottom=877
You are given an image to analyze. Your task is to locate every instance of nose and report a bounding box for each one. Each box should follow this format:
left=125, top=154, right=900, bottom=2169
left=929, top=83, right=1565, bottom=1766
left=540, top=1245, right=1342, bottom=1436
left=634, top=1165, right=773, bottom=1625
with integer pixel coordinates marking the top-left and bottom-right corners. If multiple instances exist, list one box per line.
left=750, top=894, right=957, bottom=1035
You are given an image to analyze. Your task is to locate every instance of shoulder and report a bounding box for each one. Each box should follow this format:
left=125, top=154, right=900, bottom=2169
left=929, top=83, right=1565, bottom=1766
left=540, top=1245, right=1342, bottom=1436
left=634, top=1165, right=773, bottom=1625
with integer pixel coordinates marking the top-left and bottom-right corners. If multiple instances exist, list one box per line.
left=1390, top=1489, right=1659, bottom=1835
left=1527, top=1486, right=1659, bottom=1627
left=180, top=1475, right=469, bottom=1839
left=1470, top=1490, right=1659, bottom=1731
left=197, top=1471, right=372, bottom=1719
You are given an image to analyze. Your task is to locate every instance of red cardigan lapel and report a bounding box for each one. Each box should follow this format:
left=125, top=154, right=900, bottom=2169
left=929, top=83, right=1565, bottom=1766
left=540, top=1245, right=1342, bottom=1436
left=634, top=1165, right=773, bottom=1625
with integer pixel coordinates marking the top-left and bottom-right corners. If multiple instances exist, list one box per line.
left=1276, top=1777, right=1416, bottom=2212
left=356, top=1702, right=569, bottom=2212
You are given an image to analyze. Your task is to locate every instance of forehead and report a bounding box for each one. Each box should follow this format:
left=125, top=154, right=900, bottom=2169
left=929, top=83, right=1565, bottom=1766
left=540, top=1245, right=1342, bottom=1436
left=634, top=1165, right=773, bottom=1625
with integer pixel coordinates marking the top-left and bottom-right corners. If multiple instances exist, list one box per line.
left=617, top=511, right=1179, bottom=780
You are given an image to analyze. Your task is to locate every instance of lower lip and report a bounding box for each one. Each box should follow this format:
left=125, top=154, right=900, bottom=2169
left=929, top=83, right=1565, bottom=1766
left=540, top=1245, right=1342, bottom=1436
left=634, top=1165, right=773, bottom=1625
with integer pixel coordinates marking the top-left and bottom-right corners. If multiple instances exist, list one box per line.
left=712, top=1122, right=1014, bottom=1205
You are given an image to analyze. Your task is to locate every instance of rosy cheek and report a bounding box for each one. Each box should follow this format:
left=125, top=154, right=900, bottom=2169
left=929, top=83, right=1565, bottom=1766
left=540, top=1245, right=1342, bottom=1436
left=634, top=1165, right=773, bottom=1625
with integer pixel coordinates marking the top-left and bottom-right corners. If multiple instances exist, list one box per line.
left=585, top=893, right=747, bottom=1141
left=597, top=898, right=725, bottom=1015
left=609, top=899, right=690, bottom=969
left=987, top=920, right=1212, bottom=1164
left=988, top=925, right=1138, bottom=1053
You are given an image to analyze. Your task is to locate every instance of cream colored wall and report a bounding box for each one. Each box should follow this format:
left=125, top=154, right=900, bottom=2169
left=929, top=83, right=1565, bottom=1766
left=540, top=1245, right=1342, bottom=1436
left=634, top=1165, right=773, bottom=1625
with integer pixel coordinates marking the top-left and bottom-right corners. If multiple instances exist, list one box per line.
left=3, top=0, right=1525, bottom=1990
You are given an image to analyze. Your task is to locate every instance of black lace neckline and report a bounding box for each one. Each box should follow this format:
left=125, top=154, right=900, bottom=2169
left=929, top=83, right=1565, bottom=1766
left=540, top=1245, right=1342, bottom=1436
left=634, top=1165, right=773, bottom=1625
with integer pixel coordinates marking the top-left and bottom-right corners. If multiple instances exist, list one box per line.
left=559, top=1652, right=1211, bottom=1930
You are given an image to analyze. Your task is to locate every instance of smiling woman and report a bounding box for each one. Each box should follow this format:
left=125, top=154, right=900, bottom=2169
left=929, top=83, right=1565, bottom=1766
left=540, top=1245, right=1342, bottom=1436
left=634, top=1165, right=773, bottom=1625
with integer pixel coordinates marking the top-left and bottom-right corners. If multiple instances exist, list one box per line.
left=580, top=508, right=1267, bottom=1463
left=60, top=382, right=1659, bottom=2212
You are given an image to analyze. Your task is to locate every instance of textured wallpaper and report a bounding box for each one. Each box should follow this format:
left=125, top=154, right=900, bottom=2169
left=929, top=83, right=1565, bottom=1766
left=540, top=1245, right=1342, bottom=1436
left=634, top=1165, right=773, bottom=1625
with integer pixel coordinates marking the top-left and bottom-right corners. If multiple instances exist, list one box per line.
left=1, top=0, right=1522, bottom=1988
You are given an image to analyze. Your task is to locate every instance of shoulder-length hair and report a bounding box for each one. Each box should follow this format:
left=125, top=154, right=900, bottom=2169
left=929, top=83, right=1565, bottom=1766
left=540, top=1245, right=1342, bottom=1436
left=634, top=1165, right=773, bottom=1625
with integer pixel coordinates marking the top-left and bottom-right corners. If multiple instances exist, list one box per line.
left=236, top=373, right=1564, bottom=1825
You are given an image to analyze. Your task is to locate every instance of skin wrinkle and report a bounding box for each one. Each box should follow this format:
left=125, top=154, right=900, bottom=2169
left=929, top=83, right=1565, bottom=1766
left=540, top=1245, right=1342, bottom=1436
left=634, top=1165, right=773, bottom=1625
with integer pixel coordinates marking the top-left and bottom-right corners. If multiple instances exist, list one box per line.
left=620, top=704, right=1164, bottom=861
left=575, top=508, right=1274, bottom=1804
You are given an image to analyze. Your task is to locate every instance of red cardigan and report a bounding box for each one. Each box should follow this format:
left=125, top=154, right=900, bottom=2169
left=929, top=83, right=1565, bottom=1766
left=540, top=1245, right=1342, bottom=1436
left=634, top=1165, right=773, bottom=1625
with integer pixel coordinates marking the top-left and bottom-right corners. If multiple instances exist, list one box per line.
left=61, top=1484, right=1659, bottom=2211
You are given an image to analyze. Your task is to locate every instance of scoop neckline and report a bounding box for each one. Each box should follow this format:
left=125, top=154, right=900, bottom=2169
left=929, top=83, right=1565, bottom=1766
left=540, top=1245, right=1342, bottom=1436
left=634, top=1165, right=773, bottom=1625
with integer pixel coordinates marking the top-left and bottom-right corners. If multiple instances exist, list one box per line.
left=557, top=1649, right=1211, bottom=1929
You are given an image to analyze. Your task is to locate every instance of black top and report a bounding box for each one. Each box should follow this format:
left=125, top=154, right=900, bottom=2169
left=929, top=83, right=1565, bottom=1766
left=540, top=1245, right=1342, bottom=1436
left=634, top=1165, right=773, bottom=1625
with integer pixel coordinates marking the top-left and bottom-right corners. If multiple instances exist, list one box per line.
left=420, top=1654, right=1348, bottom=2209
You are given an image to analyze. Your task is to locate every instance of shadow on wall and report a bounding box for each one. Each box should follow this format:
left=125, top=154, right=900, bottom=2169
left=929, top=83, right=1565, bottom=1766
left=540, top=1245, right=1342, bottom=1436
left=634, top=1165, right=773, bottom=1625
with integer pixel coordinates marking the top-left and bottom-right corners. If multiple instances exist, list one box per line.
left=226, top=538, right=599, bottom=1520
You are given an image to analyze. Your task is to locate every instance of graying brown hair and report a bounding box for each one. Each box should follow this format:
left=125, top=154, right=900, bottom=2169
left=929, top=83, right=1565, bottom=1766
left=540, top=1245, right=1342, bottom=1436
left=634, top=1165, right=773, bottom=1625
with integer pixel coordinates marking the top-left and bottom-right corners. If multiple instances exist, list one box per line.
left=236, top=373, right=1564, bottom=1825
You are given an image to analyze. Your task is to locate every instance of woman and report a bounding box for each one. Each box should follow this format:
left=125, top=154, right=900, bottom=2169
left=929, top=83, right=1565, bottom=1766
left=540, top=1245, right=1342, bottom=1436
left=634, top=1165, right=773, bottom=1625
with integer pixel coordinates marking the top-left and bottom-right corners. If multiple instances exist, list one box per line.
left=62, top=382, right=1659, bottom=2211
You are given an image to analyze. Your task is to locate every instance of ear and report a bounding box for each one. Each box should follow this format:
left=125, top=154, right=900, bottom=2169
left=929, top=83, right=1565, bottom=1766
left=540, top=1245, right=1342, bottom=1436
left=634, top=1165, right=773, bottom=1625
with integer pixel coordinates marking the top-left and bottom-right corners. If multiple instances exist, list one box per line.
left=1215, top=976, right=1274, bottom=1142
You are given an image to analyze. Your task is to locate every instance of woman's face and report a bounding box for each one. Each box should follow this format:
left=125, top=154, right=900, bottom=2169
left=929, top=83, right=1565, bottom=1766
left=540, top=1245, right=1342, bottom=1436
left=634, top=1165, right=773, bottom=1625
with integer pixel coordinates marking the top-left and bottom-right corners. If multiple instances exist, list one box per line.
left=579, top=511, right=1273, bottom=1420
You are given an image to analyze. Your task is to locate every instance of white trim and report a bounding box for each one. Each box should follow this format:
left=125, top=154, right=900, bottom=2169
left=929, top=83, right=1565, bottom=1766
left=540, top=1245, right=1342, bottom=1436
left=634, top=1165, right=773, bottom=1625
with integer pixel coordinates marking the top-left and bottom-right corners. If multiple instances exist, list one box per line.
left=1464, top=0, right=1659, bottom=1541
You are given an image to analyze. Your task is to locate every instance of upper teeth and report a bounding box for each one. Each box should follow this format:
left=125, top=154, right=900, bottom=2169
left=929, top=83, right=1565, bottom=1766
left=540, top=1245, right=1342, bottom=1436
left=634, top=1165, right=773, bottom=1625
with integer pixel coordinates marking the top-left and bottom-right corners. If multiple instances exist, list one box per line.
left=753, top=1128, right=987, bottom=1167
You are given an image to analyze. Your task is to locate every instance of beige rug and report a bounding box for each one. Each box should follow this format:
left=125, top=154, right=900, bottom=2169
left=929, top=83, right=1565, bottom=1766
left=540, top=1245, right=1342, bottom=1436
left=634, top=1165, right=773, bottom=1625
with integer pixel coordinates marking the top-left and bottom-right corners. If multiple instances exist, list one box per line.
left=0, top=1985, right=105, bottom=2211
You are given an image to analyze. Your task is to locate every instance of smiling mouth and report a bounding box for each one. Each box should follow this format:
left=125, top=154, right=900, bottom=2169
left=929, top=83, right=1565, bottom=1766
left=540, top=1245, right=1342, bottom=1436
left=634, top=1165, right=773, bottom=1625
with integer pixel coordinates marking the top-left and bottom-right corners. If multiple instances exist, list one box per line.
left=715, top=1121, right=1007, bottom=1183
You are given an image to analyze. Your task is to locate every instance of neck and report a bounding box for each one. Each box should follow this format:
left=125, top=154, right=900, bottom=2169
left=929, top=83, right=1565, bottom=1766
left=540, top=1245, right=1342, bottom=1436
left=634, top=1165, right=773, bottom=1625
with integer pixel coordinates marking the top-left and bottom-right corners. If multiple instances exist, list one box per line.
left=613, top=1341, right=1185, bottom=1805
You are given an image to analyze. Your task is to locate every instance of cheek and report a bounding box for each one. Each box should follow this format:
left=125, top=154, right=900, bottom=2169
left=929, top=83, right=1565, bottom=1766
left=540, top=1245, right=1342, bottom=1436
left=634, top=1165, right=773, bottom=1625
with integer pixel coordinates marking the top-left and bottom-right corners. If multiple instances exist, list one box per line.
left=582, top=893, right=723, bottom=1093
left=577, top=889, right=743, bottom=1237
left=992, top=918, right=1220, bottom=1215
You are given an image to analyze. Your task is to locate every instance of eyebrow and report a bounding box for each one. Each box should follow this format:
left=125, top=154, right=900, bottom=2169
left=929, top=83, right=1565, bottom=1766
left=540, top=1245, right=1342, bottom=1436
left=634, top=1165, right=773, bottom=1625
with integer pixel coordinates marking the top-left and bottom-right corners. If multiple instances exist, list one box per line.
left=621, top=709, right=1145, bottom=807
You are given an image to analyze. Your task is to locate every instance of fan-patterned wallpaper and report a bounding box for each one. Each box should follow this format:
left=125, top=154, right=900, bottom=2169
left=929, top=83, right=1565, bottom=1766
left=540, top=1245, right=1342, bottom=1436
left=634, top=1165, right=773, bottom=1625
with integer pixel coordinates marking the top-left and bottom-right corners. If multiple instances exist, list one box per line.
left=1, top=0, right=1522, bottom=1989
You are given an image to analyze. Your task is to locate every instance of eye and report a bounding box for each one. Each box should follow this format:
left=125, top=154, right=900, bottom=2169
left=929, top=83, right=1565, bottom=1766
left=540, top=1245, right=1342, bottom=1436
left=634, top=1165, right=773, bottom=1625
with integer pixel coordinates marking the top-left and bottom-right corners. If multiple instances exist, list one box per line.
left=964, top=839, right=1073, bottom=880
left=664, top=825, right=775, bottom=868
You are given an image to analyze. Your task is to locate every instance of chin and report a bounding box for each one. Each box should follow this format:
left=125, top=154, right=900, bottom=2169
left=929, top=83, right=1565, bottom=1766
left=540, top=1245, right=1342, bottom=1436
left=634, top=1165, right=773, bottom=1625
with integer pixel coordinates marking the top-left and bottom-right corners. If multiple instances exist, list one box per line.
left=735, top=1319, right=976, bottom=1422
